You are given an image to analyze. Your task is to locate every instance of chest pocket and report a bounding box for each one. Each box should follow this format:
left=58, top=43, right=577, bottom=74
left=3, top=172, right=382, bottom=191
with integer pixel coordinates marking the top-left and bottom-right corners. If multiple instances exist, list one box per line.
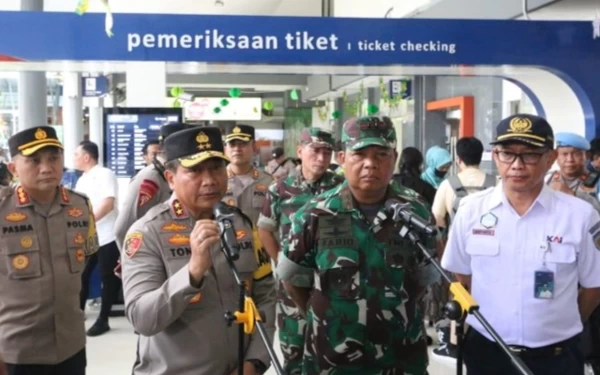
left=2, top=235, right=42, bottom=280
left=65, top=230, right=86, bottom=274
left=235, top=229, right=259, bottom=279
left=252, top=190, right=266, bottom=209
left=465, top=235, right=501, bottom=283
left=544, top=244, right=577, bottom=277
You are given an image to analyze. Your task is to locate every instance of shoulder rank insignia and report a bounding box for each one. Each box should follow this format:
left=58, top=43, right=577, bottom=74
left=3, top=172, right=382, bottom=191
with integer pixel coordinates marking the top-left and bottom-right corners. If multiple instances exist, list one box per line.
left=15, top=186, right=30, bottom=206
left=172, top=199, right=186, bottom=218
left=60, top=186, right=70, bottom=204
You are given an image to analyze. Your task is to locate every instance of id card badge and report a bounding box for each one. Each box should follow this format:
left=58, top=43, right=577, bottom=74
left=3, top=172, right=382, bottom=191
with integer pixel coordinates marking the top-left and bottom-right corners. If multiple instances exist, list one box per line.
left=534, top=268, right=555, bottom=299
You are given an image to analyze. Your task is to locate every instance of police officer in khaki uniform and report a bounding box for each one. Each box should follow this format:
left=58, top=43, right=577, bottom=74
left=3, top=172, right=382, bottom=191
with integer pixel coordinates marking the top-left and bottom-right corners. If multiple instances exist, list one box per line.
left=114, top=122, right=191, bottom=250
left=0, top=126, right=99, bottom=375
left=121, top=126, right=275, bottom=375
left=223, top=124, right=273, bottom=225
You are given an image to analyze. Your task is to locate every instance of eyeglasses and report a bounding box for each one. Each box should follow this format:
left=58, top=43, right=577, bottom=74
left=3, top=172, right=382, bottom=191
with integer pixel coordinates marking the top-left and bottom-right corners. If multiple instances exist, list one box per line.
left=494, top=150, right=547, bottom=165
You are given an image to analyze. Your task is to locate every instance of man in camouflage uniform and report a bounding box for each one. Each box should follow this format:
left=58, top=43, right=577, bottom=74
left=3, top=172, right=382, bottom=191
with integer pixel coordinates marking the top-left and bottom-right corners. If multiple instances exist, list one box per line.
left=277, top=117, right=439, bottom=375
left=114, top=122, right=190, bottom=250
left=257, top=127, right=344, bottom=375
left=222, top=124, right=273, bottom=225
left=121, top=126, right=275, bottom=375
left=0, top=126, right=99, bottom=375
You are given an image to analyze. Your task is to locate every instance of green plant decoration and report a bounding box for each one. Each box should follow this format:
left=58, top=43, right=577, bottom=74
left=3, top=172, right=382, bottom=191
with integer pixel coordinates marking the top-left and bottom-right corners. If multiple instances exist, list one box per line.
left=332, top=110, right=341, bottom=119
left=220, top=99, right=229, bottom=107
left=228, top=88, right=241, bottom=98
left=170, top=87, right=184, bottom=109
left=263, top=101, right=274, bottom=111
left=367, top=104, right=379, bottom=115
left=290, top=89, right=299, bottom=101
left=213, top=107, right=221, bottom=114
left=379, top=77, right=403, bottom=111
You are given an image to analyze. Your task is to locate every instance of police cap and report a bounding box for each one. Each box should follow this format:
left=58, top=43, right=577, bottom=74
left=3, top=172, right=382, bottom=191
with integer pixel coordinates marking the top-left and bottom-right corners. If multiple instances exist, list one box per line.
left=9, top=126, right=63, bottom=157
left=224, top=124, right=255, bottom=143
left=164, top=126, right=230, bottom=168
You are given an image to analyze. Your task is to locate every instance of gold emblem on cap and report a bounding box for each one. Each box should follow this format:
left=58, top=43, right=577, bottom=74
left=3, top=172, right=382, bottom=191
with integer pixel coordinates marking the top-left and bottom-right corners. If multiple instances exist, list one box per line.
left=34, top=128, right=47, bottom=140
left=508, top=117, right=533, bottom=134
left=233, top=126, right=241, bottom=134
left=196, top=132, right=211, bottom=150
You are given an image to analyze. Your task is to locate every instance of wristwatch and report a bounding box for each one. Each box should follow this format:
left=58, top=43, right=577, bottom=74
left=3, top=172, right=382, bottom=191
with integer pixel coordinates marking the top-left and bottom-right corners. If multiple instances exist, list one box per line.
left=247, top=359, right=268, bottom=374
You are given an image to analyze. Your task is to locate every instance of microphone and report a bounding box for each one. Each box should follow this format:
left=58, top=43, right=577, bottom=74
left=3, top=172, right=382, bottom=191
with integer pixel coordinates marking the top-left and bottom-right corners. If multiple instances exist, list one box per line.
left=213, top=201, right=241, bottom=260
left=385, top=199, right=438, bottom=236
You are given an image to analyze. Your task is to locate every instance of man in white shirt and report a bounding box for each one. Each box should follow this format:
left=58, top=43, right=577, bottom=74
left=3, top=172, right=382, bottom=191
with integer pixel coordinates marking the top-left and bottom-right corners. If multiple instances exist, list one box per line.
left=442, top=114, right=600, bottom=375
left=74, top=141, right=120, bottom=337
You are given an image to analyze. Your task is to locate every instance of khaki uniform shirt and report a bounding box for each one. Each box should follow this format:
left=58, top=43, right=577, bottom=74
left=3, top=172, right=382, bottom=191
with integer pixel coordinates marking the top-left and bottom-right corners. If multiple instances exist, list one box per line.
left=0, top=185, right=98, bottom=364
left=115, top=163, right=171, bottom=250
left=223, top=167, right=273, bottom=225
left=121, top=194, right=276, bottom=375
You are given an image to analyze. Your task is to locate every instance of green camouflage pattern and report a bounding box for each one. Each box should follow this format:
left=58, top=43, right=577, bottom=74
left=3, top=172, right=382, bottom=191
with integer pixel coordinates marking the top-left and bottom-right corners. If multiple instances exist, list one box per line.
left=257, top=168, right=344, bottom=375
left=299, top=127, right=336, bottom=148
left=342, top=116, right=396, bottom=151
left=283, top=180, right=437, bottom=375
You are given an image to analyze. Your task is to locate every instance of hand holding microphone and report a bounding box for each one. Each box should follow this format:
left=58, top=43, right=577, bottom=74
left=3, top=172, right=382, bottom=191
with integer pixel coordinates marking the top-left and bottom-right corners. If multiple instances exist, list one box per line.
left=189, top=220, right=219, bottom=285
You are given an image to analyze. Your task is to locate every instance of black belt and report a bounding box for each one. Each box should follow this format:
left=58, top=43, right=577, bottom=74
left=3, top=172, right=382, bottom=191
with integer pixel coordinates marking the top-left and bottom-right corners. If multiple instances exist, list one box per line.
left=507, top=336, right=579, bottom=359
left=470, top=328, right=579, bottom=359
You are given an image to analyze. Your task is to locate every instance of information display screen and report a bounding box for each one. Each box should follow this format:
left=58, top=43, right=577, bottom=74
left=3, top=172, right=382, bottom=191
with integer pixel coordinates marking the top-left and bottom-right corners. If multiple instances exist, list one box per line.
left=103, top=108, right=182, bottom=178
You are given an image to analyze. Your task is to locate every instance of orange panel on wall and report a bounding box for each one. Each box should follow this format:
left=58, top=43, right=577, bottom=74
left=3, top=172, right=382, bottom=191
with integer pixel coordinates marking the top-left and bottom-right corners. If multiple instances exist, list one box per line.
left=426, top=96, right=474, bottom=138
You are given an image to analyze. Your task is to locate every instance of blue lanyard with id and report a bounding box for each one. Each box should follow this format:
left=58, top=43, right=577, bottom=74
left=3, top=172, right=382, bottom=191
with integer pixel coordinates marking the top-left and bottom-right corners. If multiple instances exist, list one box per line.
left=534, top=241, right=555, bottom=299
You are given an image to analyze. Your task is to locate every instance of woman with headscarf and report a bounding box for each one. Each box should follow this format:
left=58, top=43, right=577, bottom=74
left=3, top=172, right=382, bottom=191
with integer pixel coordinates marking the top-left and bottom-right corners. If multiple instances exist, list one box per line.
left=393, top=147, right=437, bottom=205
left=421, top=145, right=452, bottom=188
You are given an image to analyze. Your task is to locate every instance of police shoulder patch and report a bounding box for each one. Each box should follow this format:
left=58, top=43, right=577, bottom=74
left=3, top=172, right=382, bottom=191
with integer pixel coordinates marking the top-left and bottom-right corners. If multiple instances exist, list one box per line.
left=124, top=231, right=144, bottom=258
left=138, top=179, right=160, bottom=207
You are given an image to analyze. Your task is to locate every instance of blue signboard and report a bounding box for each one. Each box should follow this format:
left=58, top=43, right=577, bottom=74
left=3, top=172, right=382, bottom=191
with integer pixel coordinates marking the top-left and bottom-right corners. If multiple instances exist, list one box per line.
left=82, top=76, right=109, bottom=97
left=0, top=12, right=594, bottom=66
left=0, top=12, right=598, bottom=136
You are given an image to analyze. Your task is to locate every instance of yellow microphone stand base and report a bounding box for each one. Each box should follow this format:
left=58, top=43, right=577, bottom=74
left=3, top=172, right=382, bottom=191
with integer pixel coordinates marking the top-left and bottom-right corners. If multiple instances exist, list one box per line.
left=222, top=250, right=285, bottom=375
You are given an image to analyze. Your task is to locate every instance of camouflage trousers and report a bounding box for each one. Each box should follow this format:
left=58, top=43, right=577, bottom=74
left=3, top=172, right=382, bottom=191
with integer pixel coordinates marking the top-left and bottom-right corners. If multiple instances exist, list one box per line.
left=276, top=280, right=307, bottom=375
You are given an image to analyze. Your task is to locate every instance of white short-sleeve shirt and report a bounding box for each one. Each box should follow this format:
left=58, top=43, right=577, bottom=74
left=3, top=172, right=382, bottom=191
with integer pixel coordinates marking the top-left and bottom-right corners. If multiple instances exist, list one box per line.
left=442, top=183, right=600, bottom=348
left=75, top=164, right=119, bottom=246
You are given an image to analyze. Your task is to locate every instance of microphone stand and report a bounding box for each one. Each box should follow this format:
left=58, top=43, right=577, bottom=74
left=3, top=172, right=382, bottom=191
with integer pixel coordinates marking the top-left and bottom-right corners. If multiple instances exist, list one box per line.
left=221, top=245, right=285, bottom=375
left=394, top=224, right=534, bottom=375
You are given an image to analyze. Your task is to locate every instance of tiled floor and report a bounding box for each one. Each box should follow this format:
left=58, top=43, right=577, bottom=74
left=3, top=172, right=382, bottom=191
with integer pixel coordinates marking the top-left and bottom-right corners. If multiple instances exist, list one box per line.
left=85, top=308, right=460, bottom=375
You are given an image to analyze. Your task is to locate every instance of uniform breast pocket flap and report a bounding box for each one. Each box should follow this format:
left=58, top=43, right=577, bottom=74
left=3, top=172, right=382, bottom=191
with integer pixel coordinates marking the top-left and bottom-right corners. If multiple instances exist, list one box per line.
left=2, top=236, right=42, bottom=280
left=545, top=244, right=576, bottom=264
left=317, top=249, right=361, bottom=300
left=465, top=236, right=500, bottom=257
left=235, top=234, right=259, bottom=276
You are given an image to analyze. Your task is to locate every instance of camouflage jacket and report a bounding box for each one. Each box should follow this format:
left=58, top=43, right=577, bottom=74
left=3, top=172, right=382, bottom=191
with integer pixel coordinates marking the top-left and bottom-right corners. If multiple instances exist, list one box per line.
left=256, top=168, right=344, bottom=247
left=277, top=180, right=438, bottom=375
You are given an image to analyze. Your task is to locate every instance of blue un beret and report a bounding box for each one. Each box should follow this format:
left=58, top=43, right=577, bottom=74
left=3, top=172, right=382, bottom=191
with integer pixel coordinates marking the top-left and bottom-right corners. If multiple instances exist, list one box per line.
left=555, top=132, right=590, bottom=151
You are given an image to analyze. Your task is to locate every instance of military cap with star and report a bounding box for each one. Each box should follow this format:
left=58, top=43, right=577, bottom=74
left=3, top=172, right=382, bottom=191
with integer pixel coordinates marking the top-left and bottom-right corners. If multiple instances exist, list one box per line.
left=224, top=124, right=255, bottom=143
left=490, top=114, right=554, bottom=149
left=342, top=116, right=397, bottom=151
left=158, top=122, right=192, bottom=144
left=299, top=127, right=335, bottom=148
left=164, top=126, right=230, bottom=168
left=9, top=126, right=63, bottom=157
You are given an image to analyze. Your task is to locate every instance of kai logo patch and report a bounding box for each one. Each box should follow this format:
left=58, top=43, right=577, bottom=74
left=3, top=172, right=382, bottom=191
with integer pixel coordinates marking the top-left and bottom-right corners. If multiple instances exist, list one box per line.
left=5, top=212, right=26, bottom=222
left=124, top=232, right=144, bottom=258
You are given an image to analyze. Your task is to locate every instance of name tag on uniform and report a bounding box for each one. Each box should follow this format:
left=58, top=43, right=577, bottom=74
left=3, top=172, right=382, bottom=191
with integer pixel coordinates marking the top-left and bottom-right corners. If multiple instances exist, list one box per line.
left=534, top=269, right=554, bottom=299
left=472, top=228, right=495, bottom=236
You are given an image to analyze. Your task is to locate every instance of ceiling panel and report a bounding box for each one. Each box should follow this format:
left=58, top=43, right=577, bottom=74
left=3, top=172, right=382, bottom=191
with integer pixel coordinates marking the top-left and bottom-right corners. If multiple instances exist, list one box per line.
left=43, top=0, right=322, bottom=16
